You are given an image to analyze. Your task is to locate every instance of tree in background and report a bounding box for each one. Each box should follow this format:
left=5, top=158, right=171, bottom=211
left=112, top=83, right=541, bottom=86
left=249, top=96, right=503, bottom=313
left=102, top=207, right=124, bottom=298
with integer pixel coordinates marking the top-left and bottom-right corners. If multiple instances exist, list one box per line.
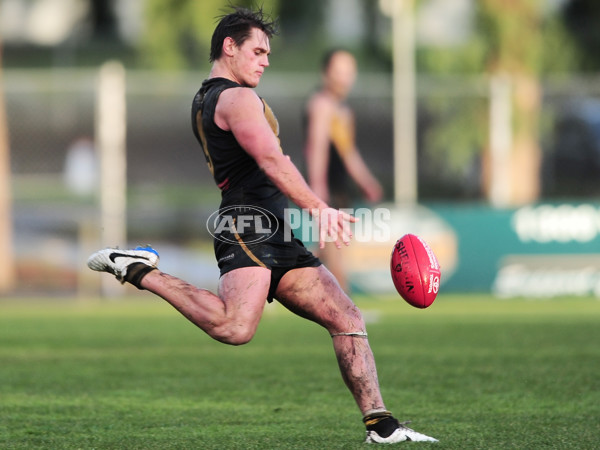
left=418, top=0, right=578, bottom=204
left=479, top=0, right=544, bottom=205
left=141, top=0, right=278, bottom=70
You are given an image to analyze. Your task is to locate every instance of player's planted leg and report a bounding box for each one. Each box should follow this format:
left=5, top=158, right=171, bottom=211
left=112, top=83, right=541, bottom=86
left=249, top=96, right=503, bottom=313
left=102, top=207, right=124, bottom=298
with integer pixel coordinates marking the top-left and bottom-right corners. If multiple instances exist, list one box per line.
left=275, top=265, right=438, bottom=443
left=364, top=411, right=438, bottom=443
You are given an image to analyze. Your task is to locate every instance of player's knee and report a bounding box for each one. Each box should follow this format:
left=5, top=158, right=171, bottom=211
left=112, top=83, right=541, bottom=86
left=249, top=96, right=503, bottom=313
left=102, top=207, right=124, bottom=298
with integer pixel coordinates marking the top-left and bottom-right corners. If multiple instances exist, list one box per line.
left=349, top=310, right=366, bottom=331
left=212, top=326, right=256, bottom=346
left=331, top=305, right=365, bottom=333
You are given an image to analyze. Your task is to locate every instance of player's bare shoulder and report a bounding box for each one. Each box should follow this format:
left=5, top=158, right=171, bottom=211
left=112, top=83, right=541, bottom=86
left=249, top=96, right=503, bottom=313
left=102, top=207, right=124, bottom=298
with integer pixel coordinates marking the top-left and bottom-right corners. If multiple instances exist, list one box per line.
left=215, top=86, right=263, bottom=131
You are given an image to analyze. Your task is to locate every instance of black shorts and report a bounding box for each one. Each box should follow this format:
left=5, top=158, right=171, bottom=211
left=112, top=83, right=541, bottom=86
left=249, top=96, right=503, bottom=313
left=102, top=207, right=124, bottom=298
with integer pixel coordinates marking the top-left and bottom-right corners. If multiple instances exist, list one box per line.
left=214, top=235, right=321, bottom=303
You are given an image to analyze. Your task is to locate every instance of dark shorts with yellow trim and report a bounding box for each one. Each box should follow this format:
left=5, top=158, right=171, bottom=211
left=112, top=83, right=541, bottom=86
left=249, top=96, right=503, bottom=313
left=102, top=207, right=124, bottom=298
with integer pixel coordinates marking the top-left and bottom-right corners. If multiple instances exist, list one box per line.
left=214, top=233, right=321, bottom=303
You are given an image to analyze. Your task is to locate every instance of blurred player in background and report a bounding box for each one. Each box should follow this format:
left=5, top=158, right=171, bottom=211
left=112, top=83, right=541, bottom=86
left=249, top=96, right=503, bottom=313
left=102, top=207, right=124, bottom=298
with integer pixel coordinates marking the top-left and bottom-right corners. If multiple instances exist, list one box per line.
left=87, top=7, right=435, bottom=444
left=304, top=49, right=383, bottom=292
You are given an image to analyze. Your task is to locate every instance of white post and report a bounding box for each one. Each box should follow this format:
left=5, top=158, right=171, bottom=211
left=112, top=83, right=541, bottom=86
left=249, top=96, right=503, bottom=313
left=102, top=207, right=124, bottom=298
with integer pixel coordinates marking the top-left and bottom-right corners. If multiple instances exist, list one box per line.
left=391, top=0, right=418, bottom=204
left=96, top=61, right=127, bottom=297
left=489, top=74, right=512, bottom=208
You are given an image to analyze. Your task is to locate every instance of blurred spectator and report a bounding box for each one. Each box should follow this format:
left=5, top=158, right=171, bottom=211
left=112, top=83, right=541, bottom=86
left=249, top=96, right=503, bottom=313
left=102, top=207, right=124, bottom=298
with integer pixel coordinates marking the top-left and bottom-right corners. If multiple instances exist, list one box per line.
left=304, top=49, right=383, bottom=292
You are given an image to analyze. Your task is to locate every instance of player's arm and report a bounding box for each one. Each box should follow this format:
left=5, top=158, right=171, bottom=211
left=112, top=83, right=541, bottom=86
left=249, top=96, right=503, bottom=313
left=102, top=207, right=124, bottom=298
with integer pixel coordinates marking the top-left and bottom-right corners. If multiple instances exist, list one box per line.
left=216, top=87, right=325, bottom=211
left=304, top=94, right=334, bottom=202
left=343, top=149, right=383, bottom=203
left=340, top=112, right=383, bottom=203
left=216, top=87, right=356, bottom=247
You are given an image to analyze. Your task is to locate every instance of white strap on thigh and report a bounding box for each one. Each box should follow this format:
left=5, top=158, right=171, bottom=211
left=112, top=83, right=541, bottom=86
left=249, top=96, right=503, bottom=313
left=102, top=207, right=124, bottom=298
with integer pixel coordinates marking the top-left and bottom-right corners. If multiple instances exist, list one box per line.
left=330, top=331, right=368, bottom=338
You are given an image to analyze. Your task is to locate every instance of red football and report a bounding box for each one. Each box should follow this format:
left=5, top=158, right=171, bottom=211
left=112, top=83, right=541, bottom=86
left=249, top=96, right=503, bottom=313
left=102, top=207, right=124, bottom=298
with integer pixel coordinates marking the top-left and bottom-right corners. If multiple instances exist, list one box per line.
left=390, top=234, right=441, bottom=308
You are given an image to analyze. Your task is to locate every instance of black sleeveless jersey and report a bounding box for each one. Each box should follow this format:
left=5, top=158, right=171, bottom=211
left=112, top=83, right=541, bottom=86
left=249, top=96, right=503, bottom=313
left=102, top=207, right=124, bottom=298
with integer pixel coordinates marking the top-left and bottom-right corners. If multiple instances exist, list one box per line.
left=191, top=78, right=288, bottom=220
left=191, top=78, right=320, bottom=285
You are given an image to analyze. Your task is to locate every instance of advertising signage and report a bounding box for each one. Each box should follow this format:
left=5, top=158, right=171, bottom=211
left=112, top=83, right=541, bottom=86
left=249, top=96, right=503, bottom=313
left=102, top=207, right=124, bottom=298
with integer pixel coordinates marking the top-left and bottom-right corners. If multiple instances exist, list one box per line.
left=431, top=203, right=600, bottom=298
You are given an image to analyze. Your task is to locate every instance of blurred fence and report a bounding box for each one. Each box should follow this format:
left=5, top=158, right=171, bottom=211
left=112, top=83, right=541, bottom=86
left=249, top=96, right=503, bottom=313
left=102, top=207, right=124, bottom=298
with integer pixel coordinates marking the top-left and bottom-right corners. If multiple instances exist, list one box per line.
left=7, top=68, right=600, bottom=195
left=4, top=67, right=600, bottom=295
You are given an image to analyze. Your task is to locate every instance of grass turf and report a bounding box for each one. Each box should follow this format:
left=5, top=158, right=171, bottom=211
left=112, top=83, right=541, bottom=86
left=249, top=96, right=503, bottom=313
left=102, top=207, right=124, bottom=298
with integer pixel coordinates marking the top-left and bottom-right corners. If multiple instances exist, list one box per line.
left=0, top=294, right=598, bottom=449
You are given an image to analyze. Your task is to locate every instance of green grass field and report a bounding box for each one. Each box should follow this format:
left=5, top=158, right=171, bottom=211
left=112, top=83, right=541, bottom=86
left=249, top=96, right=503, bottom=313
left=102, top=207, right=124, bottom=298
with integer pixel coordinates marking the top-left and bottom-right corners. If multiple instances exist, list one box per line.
left=1, top=294, right=598, bottom=449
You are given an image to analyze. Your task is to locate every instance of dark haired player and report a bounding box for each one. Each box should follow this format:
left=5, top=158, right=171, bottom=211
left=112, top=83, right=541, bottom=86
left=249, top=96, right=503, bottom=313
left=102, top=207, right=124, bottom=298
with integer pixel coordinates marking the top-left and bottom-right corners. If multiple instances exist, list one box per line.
left=87, top=7, right=436, bottom=444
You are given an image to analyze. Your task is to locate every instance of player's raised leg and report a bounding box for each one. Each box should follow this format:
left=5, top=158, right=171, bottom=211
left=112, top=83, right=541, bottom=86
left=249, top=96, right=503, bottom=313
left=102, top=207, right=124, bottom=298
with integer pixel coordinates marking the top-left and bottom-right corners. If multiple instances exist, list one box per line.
left=139, top=266, right=270, bottom=345
left=87, top=245, right=160, bottom=283
left=88, top=246, right=270, bottom=346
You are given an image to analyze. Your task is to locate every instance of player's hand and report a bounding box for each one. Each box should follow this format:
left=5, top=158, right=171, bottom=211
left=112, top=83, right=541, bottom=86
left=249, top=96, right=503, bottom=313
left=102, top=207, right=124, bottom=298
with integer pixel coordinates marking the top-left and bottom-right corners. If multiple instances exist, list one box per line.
left=363, top=180, right=383, bottom=203
left=316, top=207, right=358, bottom=249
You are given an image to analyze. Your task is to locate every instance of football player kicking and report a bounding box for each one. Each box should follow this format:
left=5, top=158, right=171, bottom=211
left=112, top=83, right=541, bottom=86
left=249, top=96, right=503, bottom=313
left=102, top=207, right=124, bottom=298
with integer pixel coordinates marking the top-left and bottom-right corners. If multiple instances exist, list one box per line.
left=87, top=6, right=437, bottom=445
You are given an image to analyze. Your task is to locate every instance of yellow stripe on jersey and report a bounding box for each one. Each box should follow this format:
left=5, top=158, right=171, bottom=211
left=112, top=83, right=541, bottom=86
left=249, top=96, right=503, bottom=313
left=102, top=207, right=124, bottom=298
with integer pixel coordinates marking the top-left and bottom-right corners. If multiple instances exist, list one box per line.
left=330, top=112, right=354, bottom=157
left=262, top=99, right=279, bottom=136
left=195, top=109, right=215, bottom=175
left=262, top=99, right=284, bottom=153
left=232, top=219, right=267, bottom=269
